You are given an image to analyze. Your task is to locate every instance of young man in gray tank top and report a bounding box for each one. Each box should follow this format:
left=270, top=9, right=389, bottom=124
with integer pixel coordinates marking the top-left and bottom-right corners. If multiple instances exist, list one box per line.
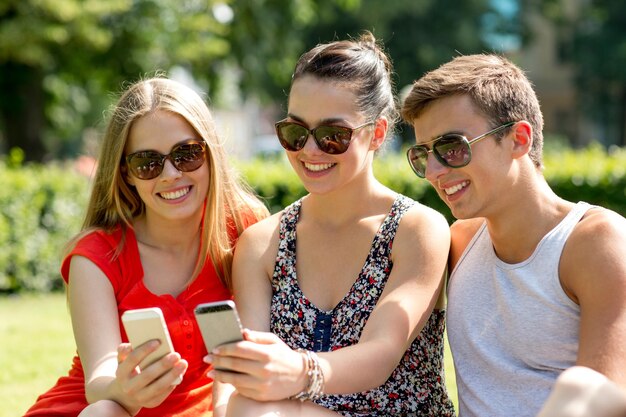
left=400, top=54, right=626, bottom=417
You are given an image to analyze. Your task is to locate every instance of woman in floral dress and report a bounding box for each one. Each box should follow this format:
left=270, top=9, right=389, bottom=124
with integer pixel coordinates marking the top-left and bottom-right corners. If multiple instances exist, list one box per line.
left=207, top=32, right=455, bottom=417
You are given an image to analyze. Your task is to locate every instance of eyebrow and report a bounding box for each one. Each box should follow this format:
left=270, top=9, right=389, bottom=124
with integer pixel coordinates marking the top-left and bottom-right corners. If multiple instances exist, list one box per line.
left=417, top=130, right=465, bottom=146
left=286, top=113, right=350, bottom=126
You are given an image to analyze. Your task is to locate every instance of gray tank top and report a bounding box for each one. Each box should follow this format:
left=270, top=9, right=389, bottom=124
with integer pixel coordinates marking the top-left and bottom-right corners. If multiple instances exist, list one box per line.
left=447, top=202, right=592, bottom=417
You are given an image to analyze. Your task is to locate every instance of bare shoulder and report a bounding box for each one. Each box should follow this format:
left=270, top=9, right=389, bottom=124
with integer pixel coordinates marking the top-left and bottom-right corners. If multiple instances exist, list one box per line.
left=392, top=202, right=451, bottom=269
left=449, top=218, right=485, bottom=270
left=561, top=207, right=626, bottom=301
left=396, top=201, right=450, bottom=244
left=236, top=211, right=283, bottom=260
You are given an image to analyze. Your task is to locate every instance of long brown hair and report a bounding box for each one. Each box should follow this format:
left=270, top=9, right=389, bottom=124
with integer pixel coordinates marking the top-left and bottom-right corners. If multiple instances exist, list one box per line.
left=69, top=77, right=268, bottom=289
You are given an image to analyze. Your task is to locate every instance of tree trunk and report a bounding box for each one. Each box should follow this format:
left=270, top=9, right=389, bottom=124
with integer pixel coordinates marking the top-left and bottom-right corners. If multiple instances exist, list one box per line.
left=0, top=62, right=47, bottom=162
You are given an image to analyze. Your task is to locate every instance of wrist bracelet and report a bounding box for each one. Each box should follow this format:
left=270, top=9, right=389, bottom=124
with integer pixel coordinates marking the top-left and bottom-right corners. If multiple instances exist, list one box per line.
left=290, top=348, right=325, bottom=402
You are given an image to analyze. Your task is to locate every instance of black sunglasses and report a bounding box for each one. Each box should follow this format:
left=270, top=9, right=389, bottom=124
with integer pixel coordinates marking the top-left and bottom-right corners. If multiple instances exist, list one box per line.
left=406, top=122, right=515, bottom=178
left=275, top=119, right=373, bottom=154
left=125, top=139, right=207, bottom=180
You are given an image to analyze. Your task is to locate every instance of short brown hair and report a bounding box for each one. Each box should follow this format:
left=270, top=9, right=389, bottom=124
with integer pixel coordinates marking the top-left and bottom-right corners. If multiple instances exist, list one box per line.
left=401, top=54, right=544, bottom=168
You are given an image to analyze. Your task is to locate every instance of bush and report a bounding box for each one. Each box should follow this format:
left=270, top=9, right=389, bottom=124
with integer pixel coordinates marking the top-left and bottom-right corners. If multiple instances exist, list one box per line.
left=2, top=144, right=625, bottom=293
left=239, top=145, right=626, bottom=224
left=0, top=160, right=89, bottom=293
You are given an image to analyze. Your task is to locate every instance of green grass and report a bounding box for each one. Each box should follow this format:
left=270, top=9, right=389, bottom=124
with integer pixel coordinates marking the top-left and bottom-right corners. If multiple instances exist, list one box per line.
left=0, top=292, right=76, bottom=417
left=0, top=293, right=458, bottom=416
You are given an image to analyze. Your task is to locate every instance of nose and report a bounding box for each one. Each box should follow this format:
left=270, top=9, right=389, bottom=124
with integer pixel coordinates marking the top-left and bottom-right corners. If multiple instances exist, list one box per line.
left=160, top=157, right=182, bottom=180
left=424, top=152, right=449, bottom=182
left=301, top=132, right=323, bottom=154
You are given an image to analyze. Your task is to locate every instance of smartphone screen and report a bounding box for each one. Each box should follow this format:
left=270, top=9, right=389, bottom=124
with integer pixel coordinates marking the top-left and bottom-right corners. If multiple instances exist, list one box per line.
left=194, top=300, right=244, bottom=352
left=121, top=307, right=175, bottom=369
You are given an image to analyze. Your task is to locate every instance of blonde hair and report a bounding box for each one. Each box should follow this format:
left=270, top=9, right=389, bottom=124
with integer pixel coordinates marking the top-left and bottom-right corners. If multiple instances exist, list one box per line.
left=70, top=77, right=268, bottom=289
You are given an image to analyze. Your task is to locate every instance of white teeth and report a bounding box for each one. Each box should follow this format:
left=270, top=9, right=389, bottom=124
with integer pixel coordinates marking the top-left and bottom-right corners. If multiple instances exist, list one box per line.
left=160, top=187, right=191, bottom=200
left=304, top=162, right=335, bottom=172
left=444, top=181, right=468, bottom=195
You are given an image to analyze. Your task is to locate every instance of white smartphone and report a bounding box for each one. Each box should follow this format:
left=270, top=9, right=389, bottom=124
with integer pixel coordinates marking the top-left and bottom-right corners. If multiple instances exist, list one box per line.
left=194, top=300, right=244, bottom=352
left=121, top=307, right=176, bottom=370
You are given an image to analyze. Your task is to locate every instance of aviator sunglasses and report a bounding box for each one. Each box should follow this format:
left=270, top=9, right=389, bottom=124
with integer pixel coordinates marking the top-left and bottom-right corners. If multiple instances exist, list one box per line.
left=125, top=139, right=207, bottom=180
left=275, top=119, right=373, bottom=154
left=406, top=122, right=516, bottom=178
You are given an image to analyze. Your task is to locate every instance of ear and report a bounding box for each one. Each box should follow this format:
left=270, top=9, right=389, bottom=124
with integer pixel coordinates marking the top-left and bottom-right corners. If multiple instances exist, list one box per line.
left=510, top=121, right=532, bottom=159
left=369, top=117, right=388, bottom=151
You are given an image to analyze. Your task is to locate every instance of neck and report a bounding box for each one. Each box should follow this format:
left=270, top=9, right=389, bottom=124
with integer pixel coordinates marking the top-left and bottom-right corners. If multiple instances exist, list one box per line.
left=133, top=213, right=203, bottom=253
left=485, top=177, right=573, bottom=263
left=302, top=170, right=389, bottom=227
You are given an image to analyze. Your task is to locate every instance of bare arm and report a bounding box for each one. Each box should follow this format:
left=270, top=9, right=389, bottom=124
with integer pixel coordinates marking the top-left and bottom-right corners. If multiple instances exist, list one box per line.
left=68, top=256, right=186, bottom=415
left=317, top=205, right=450, bottom=394
left=560, top=208, right=626, bottom=386
left=449, top=218, right=484, bottom=272
left=210, top=205, right=450, bottom=399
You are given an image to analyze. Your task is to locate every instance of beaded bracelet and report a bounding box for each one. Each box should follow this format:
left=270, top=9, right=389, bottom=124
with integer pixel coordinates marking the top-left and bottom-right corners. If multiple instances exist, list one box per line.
left=290, top=348, right=325, bottom=402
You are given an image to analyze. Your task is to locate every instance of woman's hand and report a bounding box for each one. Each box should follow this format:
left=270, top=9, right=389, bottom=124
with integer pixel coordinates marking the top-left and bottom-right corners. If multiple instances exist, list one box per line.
left=205, top=330, right=307, bottom=402
left=112, top=342, right=188, bottom=414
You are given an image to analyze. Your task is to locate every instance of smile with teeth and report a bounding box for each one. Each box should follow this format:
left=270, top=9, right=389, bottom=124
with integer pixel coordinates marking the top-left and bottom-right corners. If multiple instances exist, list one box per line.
left=304, top=162, right=335, bottom=172
left=444, top=181, right=468, bottom=195
left=159, top=186, right=191, bottom=200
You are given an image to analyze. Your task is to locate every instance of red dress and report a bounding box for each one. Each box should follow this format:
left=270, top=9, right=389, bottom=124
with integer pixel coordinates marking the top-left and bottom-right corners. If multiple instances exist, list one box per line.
left=24, top=226, right=232, bottom=416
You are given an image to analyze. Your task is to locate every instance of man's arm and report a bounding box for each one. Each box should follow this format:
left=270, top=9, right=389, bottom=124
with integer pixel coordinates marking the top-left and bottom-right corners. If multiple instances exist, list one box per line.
left=560, top=208, right=626, bottom=386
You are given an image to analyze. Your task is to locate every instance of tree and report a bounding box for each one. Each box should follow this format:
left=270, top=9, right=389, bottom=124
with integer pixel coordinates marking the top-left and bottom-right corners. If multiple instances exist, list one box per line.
left=538, top=0, right=626, bottom=146
left=287, top=0, right=513, bottom=143
left=0, top=0, right=233, bottom=161
left=0, top=0, right=515, bottom=160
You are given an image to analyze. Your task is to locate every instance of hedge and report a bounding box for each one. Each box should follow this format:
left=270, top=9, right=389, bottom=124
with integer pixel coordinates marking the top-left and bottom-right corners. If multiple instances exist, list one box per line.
left=2, top=144, right=625, bottom=293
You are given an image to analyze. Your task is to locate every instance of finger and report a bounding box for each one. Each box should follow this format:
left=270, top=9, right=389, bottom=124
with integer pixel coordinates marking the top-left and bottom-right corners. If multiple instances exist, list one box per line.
left=242, top=329, right=282, bottom=344
left=208, top=367, right=262, bottom=391
left=125, top=339, right=161, bottom=369
left=122, top=354, right=186, bottom=401
left=210, top=354, right=263, bottom=376
left=117, top=343, right=133, bottom=363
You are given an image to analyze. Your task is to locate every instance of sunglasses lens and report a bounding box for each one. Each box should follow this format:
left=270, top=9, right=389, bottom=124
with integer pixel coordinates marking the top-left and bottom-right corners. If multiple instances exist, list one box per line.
left=276, top=123, right=309, bottom=151
left=127, top=151, right=163, bottom=180
left=434, top=135, right=471, bottom=167
left=126, top=141, right=205, bottom=180
left=171, top=143, right=206, bottom=172
left=406, top=147, right=428, bottom=178
left=314, top=126, right=351, bottom=154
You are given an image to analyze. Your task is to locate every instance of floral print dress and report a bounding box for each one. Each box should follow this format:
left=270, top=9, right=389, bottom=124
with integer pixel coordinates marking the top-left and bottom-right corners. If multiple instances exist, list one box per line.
left=270, top=195, right=455, bottom=416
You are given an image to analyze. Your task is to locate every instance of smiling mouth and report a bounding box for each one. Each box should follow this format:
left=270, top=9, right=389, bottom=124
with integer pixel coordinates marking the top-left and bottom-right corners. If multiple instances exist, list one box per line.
left=443, top=181, right=468, bottom=195
left=303, top=162, right=336, bottom=172
left=159, top=186, right=191, bottom=200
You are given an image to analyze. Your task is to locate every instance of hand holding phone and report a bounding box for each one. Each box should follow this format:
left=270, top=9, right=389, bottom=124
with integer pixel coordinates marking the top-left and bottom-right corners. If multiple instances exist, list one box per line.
left=194, top=300, right=244, bottom=352
left=121, top=307, right=176, bottom=369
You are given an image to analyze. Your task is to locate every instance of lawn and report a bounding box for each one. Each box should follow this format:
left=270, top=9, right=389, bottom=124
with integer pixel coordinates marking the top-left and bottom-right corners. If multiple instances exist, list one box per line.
left=0, top=292, right=458, bottom=416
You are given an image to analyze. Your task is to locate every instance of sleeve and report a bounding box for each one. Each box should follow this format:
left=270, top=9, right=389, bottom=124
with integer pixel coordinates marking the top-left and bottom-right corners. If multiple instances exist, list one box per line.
left=60, top=229, right=124, bottom=292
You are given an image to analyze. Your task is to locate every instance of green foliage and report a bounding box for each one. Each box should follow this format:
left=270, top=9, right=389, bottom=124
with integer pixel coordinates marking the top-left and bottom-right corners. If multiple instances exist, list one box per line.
left=239, top=145, right=626, bottom=225
left=0, top=0, right=518, bottom=160
left=2, top=145, right=625, bottom=293
left=0, top=160, right=88, bottom=293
